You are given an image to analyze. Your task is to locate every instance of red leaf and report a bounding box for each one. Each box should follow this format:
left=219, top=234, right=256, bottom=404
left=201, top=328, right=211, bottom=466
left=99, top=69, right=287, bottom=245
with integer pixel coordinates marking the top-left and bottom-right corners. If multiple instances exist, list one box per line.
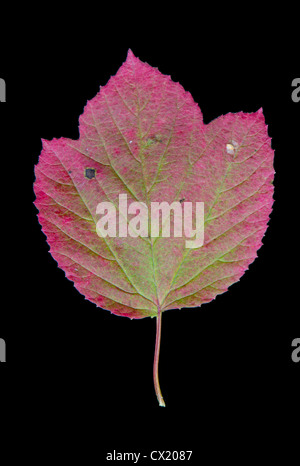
left=34, top=50, right=274, bottom=405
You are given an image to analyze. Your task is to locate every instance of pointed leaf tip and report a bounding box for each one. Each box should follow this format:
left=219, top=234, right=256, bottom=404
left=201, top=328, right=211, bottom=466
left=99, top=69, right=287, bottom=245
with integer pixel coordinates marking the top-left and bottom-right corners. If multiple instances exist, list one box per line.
left=126, top=49, right=136, bottom=61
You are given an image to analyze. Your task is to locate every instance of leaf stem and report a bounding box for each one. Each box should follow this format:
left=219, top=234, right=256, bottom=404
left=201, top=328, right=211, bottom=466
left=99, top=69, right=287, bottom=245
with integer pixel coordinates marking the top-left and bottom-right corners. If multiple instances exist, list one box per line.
left=153, top=307, right=166, bottom=407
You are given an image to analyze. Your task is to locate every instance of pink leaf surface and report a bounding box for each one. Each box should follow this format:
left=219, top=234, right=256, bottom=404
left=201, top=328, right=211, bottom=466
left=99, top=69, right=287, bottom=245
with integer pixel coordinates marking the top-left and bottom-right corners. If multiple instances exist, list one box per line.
left=34, top=50, right=274, bottom=320
left=34, top=51, right=274, bottom=406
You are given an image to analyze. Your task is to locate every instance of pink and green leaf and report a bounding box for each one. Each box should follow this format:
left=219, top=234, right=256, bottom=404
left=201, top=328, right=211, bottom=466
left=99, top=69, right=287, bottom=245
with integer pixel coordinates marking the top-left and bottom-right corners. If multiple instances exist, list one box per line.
left=34, top=50, right=274, bottom=405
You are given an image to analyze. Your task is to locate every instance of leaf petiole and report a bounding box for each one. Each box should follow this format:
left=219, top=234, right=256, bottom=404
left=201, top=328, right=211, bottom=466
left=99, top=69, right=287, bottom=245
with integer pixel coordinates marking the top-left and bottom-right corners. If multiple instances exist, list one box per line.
left=153, top=306, right=166, bottom=407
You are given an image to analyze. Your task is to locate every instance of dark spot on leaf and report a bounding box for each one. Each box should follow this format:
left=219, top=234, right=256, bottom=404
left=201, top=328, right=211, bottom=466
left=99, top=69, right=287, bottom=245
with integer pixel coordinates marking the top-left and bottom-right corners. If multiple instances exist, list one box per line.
left=68, top=170, right=72, bottom=174
left=153, top=135, right=163, bottom=143
left=147, top=135, right=163, bottom=146
left=179, top=198, right=185, bottom=203
left=85, top=168, right=96, bottom=179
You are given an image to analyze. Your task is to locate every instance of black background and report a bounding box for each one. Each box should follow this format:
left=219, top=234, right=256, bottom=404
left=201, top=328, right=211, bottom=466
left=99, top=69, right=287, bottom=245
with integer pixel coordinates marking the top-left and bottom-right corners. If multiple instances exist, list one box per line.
left=1, top=12, right=299, bottom=461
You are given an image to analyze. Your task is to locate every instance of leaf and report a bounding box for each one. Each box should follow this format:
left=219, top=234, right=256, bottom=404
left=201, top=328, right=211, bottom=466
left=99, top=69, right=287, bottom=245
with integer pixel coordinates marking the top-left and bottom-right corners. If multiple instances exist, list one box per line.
left=34, top=50, right=275, bottom=406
